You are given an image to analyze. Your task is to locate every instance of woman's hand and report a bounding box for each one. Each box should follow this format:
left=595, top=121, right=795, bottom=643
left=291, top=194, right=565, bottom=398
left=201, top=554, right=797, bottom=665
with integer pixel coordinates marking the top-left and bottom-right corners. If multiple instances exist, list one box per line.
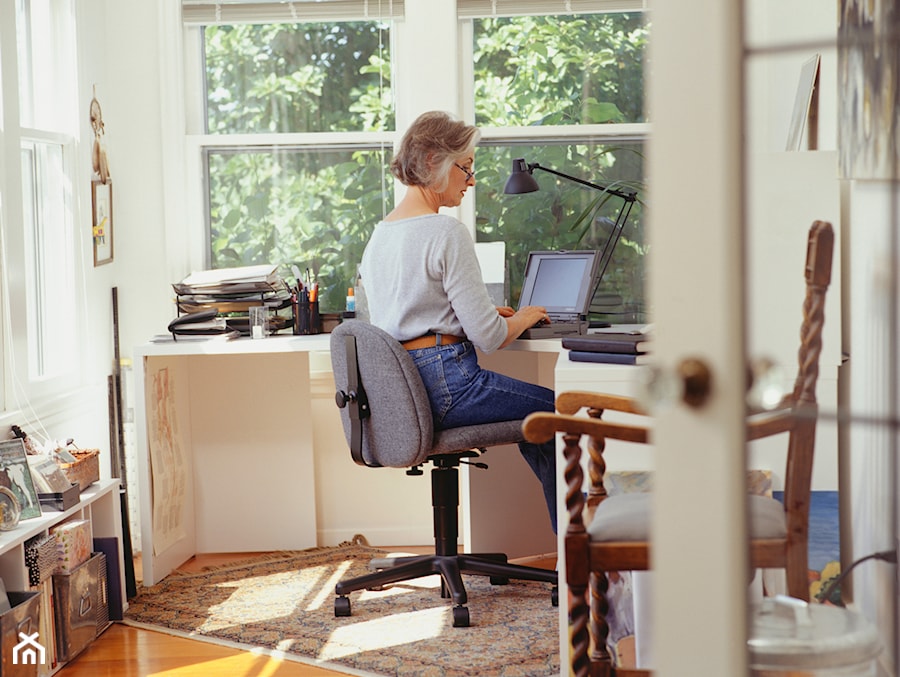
left=496, top=305, right=515, bottom=318
left=499, top=305, right=549, bottom=349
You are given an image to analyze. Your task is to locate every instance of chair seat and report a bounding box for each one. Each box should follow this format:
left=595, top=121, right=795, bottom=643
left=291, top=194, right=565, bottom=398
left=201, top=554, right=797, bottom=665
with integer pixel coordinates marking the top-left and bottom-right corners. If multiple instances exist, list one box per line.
left=587, top=492, right=788, bottom=542
left=431, top=420, right=524, bottom=455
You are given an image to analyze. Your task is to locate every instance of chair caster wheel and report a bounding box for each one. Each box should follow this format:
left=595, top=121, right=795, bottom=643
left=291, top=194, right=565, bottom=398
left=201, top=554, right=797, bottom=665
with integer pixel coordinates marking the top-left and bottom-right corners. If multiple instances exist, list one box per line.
left=452, top=605, right=470, bottom=628
left=551, top=585, right=559, bottom=607
left=489, top=576, right=509, bottom=585
left=335, top=596, right=351, bottom=617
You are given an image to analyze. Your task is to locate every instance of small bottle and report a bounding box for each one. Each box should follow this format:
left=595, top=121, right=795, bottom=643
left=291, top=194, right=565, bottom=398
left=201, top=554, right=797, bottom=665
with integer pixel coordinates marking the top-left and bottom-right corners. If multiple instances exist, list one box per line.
left=346, top=287, right=356, bottom=313
left=355, top=272, right=369, bottom=322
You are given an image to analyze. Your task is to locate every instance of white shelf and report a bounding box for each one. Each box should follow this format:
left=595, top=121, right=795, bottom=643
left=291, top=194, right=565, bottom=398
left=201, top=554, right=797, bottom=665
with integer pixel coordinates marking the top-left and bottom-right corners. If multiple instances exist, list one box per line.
left=0, top=479, right=120, bottom=557
left=0, top=477, right=126, bottom=674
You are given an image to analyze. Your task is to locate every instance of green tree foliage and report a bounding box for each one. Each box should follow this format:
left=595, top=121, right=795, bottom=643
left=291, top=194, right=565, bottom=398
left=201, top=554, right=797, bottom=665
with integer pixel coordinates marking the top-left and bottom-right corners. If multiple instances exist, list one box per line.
left=473, top=14, right=646, bottom=126
left=205, top=22, right=393, bottom=133
left=472, top=14, right=649, bottom=321
left=204, top=21, right=393, bottom=311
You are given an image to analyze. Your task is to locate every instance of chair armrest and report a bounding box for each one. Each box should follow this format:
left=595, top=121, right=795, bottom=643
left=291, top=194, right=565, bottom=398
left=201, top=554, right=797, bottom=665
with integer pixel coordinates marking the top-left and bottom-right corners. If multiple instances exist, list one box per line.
left=746, top=408, right=795, bottom=440
left=522, top=412, right=650, bottom=445
left=556, top=390, right=648, bottom=416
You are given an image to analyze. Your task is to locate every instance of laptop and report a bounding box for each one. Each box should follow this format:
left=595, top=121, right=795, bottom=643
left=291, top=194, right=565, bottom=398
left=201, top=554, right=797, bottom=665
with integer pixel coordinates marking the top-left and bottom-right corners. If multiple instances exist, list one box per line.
left=516, top=250, right=601, bottom=339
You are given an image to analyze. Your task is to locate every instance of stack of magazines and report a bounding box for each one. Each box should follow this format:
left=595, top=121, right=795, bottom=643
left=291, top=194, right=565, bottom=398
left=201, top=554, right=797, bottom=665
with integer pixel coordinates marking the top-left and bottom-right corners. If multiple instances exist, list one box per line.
left=171, top=264, right=293, bottom=335
left=561, top=328, right=652, bottom=364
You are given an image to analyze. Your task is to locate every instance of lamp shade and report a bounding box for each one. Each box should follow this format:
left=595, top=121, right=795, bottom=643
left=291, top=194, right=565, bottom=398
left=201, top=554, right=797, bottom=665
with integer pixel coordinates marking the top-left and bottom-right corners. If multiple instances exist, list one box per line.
left=503, top=158, right=540, bottom=194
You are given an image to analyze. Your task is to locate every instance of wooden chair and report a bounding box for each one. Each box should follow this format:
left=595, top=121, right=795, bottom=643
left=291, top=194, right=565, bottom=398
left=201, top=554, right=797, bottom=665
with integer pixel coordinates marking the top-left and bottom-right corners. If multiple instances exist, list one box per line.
left=522, top=220, right=834, bottom=676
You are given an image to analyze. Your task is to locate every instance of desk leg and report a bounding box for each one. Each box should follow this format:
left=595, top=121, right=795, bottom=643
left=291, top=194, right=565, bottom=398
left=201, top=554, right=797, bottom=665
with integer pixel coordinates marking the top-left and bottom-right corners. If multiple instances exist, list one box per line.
left=136, top=355, right=197, bottom=586
left=466, top=350, right=558, bottom=559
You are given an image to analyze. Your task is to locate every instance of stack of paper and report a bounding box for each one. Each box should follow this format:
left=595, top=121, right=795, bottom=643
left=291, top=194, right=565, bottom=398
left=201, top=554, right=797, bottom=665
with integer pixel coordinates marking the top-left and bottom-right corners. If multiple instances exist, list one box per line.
left=173, top=264, right=283, bottom=295
left=172, top=264, right=291, bottom=315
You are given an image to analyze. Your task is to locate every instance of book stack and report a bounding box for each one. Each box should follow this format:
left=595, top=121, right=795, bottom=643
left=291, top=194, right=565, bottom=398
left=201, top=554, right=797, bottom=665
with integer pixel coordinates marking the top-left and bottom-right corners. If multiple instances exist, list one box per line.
left=562, top=330, right=651, bottom=365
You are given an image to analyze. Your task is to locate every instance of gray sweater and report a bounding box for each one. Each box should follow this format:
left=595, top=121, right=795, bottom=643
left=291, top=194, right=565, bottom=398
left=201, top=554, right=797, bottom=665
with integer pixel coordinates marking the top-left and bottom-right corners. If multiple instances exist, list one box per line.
left=359, top=214, right=507, bottom=353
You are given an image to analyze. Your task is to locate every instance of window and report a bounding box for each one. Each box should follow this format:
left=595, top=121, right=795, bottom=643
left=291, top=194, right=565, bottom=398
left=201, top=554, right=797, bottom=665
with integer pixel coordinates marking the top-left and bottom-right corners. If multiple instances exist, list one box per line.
left=187, top=9, right=396, bottom=312
left=20, top=140, right=77, bottom=379
left=470, top=11, right=649, bottom=322
left=1, top=0, right=80, bottom=408
left=186, top=2, right=648, bottom=321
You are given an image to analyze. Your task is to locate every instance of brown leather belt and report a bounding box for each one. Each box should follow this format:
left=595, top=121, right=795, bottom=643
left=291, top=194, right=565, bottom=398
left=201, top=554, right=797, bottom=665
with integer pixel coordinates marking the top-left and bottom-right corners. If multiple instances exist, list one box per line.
left=402, top=333, right=466, bottom=350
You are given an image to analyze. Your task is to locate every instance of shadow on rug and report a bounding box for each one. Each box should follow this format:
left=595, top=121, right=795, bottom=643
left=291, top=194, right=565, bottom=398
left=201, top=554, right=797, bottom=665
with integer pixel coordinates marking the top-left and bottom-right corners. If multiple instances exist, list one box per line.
left=124, top=541, right=559, bottom=677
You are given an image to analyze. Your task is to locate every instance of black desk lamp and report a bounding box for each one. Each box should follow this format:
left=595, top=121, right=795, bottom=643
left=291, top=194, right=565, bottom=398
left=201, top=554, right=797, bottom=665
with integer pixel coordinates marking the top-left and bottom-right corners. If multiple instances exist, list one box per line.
left=503, top=158, right=638, bottom=297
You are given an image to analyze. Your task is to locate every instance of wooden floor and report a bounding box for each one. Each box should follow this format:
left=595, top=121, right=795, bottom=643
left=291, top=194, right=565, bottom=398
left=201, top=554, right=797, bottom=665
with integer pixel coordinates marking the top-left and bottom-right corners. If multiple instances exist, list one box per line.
left=56, top=548, right=556, bottom=676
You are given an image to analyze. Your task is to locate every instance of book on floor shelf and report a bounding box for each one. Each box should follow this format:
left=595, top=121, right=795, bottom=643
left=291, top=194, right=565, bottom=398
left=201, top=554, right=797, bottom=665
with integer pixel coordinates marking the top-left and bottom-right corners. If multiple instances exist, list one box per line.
left=568, top=350, right=651, bottom=365
left=562, top=332, right=651, bottom=355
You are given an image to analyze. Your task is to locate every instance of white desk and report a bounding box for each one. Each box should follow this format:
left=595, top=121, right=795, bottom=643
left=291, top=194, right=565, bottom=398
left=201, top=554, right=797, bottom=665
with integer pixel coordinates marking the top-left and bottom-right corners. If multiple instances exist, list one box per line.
left=134, top=335, right=330, bottom=585
left=133, top=333, right=565, bottom=585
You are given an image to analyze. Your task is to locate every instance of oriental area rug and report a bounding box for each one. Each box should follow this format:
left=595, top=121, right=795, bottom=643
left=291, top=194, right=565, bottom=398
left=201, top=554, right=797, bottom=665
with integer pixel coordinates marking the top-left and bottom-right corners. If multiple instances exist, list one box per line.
left=123, top=538, right=560, bottom=677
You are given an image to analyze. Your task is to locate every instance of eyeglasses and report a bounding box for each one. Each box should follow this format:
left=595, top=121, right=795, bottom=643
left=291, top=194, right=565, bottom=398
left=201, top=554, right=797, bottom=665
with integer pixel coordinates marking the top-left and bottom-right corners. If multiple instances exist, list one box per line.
left=454, top=163, right=475, bottom=182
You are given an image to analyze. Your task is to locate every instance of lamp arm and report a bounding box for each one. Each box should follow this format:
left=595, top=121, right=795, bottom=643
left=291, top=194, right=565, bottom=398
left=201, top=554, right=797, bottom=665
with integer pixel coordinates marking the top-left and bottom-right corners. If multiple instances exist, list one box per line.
left=529, top=163, right=637, bottom=202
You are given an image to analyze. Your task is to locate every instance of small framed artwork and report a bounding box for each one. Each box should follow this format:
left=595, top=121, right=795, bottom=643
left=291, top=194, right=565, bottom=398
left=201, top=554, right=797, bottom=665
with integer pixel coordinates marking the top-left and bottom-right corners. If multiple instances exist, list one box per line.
left=92, top=179, right=113, bottom=266
left=0, top=440, right=41, bottom=520
left=786, top=54, right=821, bottom=151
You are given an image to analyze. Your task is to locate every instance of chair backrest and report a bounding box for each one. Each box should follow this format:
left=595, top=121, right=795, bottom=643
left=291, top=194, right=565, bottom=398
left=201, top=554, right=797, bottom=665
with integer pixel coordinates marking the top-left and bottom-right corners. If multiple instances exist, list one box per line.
left=782, top=219, right=834, bottom=543
left=331, top=321, right=435, bottom=468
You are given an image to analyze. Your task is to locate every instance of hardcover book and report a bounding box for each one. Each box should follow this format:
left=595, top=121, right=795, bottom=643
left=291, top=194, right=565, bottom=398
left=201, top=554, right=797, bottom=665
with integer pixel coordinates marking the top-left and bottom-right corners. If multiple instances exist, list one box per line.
left=568, top=350, right=650, bottom=365
left=562, top=332, right=651, bottom=354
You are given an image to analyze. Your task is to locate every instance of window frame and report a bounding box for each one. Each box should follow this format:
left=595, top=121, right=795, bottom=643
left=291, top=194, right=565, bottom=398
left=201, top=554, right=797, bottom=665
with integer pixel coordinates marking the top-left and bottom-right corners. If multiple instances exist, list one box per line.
left=0, top=0, right=84, bottom=416
left=179, top=1, right=649, bottom=313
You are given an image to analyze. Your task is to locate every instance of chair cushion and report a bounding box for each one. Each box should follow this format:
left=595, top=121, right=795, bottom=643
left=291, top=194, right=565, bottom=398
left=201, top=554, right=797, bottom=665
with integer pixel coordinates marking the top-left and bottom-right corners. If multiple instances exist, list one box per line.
left=432, top=419, right=524, bottom=454
left=587, top=492, right=788, bottom=542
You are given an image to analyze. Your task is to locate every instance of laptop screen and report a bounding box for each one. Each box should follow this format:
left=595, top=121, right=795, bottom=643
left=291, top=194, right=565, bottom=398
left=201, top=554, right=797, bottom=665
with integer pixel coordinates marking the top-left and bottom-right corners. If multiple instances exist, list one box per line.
left=517, top=250, right=600, bottom=316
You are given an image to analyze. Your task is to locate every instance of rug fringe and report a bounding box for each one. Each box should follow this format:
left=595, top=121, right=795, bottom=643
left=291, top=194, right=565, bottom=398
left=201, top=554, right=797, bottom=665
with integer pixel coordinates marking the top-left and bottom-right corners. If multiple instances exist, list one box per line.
left=164, top=534, right=379, bottom=577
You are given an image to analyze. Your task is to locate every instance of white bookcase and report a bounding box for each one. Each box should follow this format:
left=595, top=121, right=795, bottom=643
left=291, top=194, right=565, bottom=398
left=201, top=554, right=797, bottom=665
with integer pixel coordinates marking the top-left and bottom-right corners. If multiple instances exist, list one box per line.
left=0, top=479, right=125, bottom=672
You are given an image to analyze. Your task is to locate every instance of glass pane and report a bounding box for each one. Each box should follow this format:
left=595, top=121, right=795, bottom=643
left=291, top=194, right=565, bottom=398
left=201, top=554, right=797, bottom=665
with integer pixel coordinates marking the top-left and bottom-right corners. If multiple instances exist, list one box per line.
left=475, top=141, right=646, bottom=324
left=16, top=0, right=76, bottom=132
left=473, top=13, right=648, bottom=126
left=21, top=141, right=75, bottom=378
left=206, top=147, right=393, bottom=312
left=203, top=22, right=394, bottom=134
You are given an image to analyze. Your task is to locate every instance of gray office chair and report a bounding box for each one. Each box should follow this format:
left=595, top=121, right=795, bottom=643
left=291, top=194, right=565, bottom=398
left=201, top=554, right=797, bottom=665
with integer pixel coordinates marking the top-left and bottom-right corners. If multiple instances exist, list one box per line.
left=330, top=320, right=558, bottom=628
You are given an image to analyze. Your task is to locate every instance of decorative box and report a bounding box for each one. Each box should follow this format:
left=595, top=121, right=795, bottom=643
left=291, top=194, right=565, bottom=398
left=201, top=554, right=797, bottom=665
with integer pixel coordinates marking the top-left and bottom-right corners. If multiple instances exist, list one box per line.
left=51, top=520, right=91, bottom=574
left=59, top=450, right=100, bottom=492
left=24, top=533, right=58, bottom=586
left=52, top=552, right=104, bottom=662
left=0, top=590, right=41, bottom=677
left=38, top=483, right=80, bottom=512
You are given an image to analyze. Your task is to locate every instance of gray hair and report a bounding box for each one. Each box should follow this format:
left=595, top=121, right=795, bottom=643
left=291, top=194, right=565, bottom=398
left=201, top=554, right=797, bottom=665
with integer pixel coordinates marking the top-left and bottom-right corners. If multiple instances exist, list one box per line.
left=390, top=111, right=480, bottom=191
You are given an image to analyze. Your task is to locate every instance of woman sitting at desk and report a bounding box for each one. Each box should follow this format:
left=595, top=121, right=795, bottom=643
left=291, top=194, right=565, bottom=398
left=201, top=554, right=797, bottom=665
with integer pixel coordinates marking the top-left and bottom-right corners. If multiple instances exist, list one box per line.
left=359, top=110, right=558, bottom=533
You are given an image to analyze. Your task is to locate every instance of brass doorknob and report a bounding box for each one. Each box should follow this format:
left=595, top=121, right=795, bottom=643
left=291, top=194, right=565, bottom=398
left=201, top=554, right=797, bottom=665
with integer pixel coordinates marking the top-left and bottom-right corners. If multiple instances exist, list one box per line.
left=678, top=358, right=712, bottom=408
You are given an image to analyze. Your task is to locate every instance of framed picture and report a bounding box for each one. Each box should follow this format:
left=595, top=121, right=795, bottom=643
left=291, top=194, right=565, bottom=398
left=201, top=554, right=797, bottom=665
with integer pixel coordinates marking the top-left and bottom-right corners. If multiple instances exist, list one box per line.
left=0, top=440, right=41, bottom=520
left=92, top=179, right=113, bottom=266
left=786, top=54, right=821, bottom=151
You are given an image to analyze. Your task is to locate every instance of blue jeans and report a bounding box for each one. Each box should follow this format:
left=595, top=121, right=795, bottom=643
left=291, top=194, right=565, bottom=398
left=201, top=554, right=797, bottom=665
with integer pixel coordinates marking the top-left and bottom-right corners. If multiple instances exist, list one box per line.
left=408, top=341, right=557, bottom=533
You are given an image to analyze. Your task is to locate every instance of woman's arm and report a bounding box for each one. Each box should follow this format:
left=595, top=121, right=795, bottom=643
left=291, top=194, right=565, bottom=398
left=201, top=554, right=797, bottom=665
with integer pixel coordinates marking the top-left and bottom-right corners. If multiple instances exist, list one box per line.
left=499, top=305, right=548, bottom=349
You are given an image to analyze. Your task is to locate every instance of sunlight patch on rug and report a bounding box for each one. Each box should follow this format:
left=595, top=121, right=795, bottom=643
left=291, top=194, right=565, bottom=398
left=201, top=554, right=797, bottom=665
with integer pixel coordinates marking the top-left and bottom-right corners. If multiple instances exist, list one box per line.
left=321, top=607, right=447, bottom=659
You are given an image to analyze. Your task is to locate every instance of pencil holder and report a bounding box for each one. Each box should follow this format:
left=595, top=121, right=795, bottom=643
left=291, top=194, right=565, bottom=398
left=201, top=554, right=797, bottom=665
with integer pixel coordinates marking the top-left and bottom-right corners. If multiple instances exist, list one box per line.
left=295, top=301, right=310, bottom=335
left=309, top=301, right=321, bottom=334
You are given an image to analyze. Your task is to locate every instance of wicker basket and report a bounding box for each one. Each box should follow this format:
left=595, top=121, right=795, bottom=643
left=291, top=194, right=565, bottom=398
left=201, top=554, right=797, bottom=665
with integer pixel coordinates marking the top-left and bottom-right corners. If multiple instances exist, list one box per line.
left=60, top=449, right=100, bottom=491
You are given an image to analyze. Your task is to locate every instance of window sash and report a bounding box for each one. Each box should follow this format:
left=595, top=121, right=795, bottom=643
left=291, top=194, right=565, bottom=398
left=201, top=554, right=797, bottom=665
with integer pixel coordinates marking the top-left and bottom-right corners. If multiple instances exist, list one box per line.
left=182, top=0, right=404, bottom=25
left=458, top=0, right=647, bottom=18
